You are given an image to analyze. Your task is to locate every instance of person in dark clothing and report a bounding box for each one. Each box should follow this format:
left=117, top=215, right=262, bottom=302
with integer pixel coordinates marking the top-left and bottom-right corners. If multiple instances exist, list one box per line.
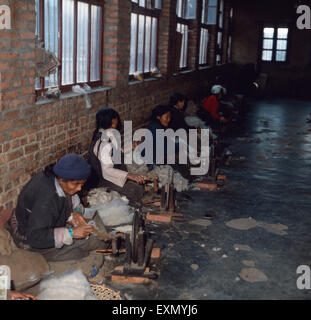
left=86, top=107, right=147, bottom=205
left=169, top=92, right=200, bottom=133
left=146, top=104, right=172, bottom=167
left=146, top=104, right=195, bottom=181
left=13, top=154, right=110, bottom=262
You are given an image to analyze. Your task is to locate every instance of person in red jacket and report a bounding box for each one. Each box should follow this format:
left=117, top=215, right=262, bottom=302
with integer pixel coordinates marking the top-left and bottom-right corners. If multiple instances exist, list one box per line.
left=201, top=85, right=229, bottom=127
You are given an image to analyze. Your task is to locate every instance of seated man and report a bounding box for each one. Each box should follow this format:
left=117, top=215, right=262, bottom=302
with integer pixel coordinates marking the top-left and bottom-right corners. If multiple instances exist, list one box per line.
left=12, top=154, right=111, bottom=262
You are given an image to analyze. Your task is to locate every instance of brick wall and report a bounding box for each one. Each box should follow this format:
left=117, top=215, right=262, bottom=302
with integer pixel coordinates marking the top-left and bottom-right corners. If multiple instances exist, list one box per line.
left=0, top=0, right=232, bottom=210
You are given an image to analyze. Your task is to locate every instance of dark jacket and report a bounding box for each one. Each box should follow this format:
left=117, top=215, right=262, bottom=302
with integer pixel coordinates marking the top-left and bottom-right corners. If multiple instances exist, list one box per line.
left=169, top=106, right=196, bottom=132
left=147, top=120, right=176, bottom=166
left=15, top=172, right=72, bottom=249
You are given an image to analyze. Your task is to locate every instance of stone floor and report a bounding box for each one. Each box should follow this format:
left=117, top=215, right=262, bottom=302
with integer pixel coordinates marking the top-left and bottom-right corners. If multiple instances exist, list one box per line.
left=106, top=98, right=311, bottom=300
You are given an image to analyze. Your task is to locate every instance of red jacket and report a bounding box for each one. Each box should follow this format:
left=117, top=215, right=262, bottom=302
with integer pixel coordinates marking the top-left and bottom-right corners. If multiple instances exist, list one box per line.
left=202, top=95, right=221, bottom=120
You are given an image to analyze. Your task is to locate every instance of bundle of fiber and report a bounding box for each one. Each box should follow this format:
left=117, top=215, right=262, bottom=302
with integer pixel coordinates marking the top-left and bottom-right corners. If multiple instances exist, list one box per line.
left=150, top=165, right=189, bottom=192
left=184, top=116, right=208, bottom=129
left=94, top=200, right=134, bottom=227
left=184, top=100, right=198, bottom=116
left=88, top=188, right=129, bottom=207
left=37, top=269, right=97, bottom=300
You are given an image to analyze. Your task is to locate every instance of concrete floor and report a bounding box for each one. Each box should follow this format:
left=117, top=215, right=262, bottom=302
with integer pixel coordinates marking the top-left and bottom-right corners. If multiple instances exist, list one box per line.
left=108, top=98, right=311, bottom=300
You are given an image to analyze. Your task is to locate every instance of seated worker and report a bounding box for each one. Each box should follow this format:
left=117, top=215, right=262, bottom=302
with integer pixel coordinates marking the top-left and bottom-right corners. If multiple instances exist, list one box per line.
left=169, top=92, right=200, bottom=132
left=86, top=107, right=147, bottom=205
left=200, top=85, right=229, bottom=130
left=147, top=104, right=195, bottom=182
left=13, top=154, right=110, bottom=262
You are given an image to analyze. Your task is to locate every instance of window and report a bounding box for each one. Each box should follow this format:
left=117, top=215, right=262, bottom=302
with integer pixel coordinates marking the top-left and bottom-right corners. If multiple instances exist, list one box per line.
left=216, top=0, right=224, bottom=64
left=129, top=0, right=161, bottom=77
left=226, top=7, right=233, bottom=63
left=35, top=0, right=103, bottom=93
left=176, top=0, right=197, bottom=20
left=176, top=0, right=196, bottom=69
left=261, top=26, right=289, bottom=62
left=204, top=0, right=218, bottom=25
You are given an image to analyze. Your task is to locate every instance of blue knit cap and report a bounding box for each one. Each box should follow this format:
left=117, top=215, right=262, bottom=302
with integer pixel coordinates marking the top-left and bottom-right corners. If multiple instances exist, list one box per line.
left=53, top=154, right=91, bottom=181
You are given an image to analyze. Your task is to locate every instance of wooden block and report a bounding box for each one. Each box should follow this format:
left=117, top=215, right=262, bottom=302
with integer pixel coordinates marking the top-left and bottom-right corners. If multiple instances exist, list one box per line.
left=151, top=248, right=161, bottom=259
left=217, top=174, right=227, bottom=181
left=196, top=182, right=217, bottom=191
left=111, top=266, right=152, bottom=284
left=146, top=212, right=172, bottom=223
left=111, top=275, right=151, bottom=284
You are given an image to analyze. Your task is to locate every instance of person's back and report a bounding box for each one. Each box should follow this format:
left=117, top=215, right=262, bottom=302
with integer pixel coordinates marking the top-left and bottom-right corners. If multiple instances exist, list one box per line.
left=202, top=94, right=221, bottom=121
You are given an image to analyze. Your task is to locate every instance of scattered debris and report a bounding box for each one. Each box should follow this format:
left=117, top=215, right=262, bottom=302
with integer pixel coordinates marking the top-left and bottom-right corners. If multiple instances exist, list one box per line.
left=239, top=268, right=268, bottom=283
left=212, top=247, right=222, bottom=252
left=233, top=244, right=253, bottom=252
left=242, top=260, right=256, bottom=267
left=225, top=218, right=258, bottom=230
left=226, top=218, right=288, bottom=235
left=222, top=254, right=228, bottom=259
left=190, top=264, right=199, bottom=271
left=189, top=219, right=212, bottom=227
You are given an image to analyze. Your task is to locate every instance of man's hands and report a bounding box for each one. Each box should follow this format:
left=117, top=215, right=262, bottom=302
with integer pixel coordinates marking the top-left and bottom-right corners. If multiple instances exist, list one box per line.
left=127, top=173, right=148, bottom=184
left=72, top=225, right=93, bottom=239
left=71, top=212, right=93, bottom=239
left=9, top=291, right=36, bottom=300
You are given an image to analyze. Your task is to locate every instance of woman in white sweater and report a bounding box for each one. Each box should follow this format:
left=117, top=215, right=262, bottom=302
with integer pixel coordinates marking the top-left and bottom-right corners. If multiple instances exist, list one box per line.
left=86, top=108, right=147, bottom=205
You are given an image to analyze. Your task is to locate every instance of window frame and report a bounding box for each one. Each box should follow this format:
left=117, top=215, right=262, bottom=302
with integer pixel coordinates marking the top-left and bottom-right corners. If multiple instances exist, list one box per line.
left=129, top=1, right=161, bottom=81
left=260, top=24, right=290, bottom=64
left=215, top=0, right=224, bottom=65
left=176, top=0, right=197, bottom=71
left=35, top=0, right=104, bottom=96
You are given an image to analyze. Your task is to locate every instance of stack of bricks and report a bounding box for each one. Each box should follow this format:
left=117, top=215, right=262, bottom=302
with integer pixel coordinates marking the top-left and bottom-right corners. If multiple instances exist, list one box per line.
left=0, top=0, right=233, bottom=210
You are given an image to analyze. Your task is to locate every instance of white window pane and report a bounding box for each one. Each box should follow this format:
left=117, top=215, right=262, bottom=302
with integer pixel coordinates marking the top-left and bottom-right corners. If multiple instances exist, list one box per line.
left=132, top=0, right=138, bottom=3
left=227, top=35, right=232, bottom=61
left=199, top=28, right=208, bottom=65
left=35, top=0, right=40, bottom=37
left=155, top=0, right=161, bottom=9
left=263, top=39, right=273, bottom=49
left=44, top=0, right=58, bottom=88
left=277, top=28, right=288, bottom=39
left=137, top=15, right=145, bottom=73
left=218, top=0, right=224, bottom=28
left=276, top=51, right=286, bottom=61
left=62, top=0, right=74, bottom=85
left=186, top=0, right=196, bottom=19
left=230, top=7, right=233, bottom=19
left=201, top=0, right=206, bottom=23
left=139, top=0, right=145, bottom=7
left=176, top=0, right=182, bottom=17
left=130, top=13, right=138, bottom=74
left=207, top=7, right=217, bottom=25
left=77, top=1, right=89, bottom=83
left=209, top=0, right=218, bottom=6
left=144, top=16, right=151, bottom=72
left=217, top=31, right=222, bottom=47
left=263, top=27, right=274, bottom=39
left=178, top=24, right=188, bottom=68
left=151, top=18, right=158, bottom=70
left=262, top=50, right=272, bottom=61
left=90, top=5, right=101, bottom=82
left=276, top=39, right=287, bottom=50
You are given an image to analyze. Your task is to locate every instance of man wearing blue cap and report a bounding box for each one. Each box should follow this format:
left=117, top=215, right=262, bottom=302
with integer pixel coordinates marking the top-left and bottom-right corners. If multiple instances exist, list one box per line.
left=12, top=154, right=110, bottom=262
